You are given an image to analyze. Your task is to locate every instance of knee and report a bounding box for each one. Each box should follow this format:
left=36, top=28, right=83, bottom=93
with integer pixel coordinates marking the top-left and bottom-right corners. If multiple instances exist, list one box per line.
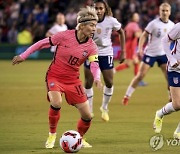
left=50, top=98, right=62, bottom=108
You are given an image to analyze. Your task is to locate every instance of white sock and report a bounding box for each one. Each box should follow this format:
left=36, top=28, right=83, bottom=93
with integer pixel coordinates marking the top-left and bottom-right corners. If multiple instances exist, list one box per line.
left=157, top=102, right=175, bottom=118
left=125, top=86, right=135, bottom=97
left=101, top=86, right=114, bottom=110
left=85, top=88, right=93, bottom=113
left=175, top=122, right=180, bottom=133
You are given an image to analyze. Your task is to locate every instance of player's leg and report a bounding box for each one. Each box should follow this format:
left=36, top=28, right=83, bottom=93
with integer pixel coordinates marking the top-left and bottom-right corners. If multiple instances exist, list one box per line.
left=101, top=68, right=114, bottom=121
left=153, top=86, right=180, bottom=133
left=122, top=61, right=150, bottom=105
left=46, top=91, right=62, bottom=148
left=84, top=61, right=94, bottom=116
left=75, top=101, right=92, bottom=148
left=153, top=71, right=180, bottom=133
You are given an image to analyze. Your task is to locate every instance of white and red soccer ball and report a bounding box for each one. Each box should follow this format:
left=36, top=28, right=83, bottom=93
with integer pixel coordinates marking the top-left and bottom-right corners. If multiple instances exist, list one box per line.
left=60, top=130, right=82, bottom=153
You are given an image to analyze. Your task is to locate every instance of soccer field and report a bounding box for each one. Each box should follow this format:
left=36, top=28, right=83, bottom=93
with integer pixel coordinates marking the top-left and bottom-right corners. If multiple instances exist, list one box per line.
left=0, top=60, right=179, bottom=154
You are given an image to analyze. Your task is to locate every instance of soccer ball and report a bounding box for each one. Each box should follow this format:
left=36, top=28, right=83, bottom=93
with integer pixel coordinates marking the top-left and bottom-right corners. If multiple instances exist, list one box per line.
left=60, top=130, right=82, bottom=153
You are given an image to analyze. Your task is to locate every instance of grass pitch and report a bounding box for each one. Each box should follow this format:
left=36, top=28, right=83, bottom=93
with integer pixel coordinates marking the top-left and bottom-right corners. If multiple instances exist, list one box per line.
left=0, top=60, right=179, bottom=154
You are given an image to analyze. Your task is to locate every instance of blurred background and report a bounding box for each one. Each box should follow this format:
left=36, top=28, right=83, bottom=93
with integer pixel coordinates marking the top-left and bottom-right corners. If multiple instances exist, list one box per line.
left=0, top=0, right=179, bottom=59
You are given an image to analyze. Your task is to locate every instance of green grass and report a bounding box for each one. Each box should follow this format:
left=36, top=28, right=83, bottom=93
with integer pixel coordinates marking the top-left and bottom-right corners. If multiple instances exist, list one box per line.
left=0, top=60, right=179, bottom=154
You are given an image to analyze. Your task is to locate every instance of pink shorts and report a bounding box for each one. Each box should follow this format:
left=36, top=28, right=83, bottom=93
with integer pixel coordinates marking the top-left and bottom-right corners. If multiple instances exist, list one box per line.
left=46, top=77, right=87, bottom=105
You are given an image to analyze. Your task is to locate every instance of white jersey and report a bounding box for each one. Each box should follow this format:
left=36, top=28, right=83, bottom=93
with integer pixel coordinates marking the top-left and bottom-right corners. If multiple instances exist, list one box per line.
left=163, top=23, right=180, bottom=73
left=144, top=18, right=174, bottom=56
left=93, top=16, right=122, bottom=56
left=48, top=24, right=68, bottom=52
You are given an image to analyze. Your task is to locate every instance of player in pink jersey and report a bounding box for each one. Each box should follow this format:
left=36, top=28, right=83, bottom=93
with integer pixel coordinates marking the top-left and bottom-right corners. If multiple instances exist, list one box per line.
left=114, top=13, right=146, bottom=86
left=12, top=6, right=102, bottom=149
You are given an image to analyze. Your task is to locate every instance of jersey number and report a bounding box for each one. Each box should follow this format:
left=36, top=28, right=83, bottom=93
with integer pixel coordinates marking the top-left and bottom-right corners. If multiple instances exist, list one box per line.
left=68, top=56, right=79, bottom=65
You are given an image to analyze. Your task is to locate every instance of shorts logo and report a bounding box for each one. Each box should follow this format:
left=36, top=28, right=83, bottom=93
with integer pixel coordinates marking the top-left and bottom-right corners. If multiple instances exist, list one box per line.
left=173, top=77, right=179, bottom=84
left=146, top=57, right=150, bottom=63
left=50, top=82, right=55, bottom=87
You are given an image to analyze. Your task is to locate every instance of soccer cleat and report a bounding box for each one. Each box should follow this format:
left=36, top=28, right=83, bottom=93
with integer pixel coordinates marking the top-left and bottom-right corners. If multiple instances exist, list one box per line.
left=153, top=112, right=163, bottom=133
left=138, top=80, right=147, bottom=86
left=82, top=138, right=92, bottom=148
left=173, top=132, right=180, bottom=140
left=122, top=96, right=129, bottom=106
left=100, top=107, right=109, bottom=122
left=45, top=133, right=56, bottom=149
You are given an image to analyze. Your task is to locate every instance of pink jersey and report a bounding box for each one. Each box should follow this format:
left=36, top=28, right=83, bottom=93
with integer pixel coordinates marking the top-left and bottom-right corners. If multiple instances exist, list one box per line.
left=125, top=22, right=140, bottom=40
left=47, top=30, right=98, bottom=83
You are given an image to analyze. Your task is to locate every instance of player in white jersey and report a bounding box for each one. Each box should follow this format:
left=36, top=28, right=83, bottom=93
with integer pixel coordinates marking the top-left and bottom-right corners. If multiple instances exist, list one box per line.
left=46, top=13, right=67, bottom=52
left=153, top=23, right=180, bottom=139
left=122, top=3, right=174, bottom=105
left=84, top=0, right=125, bottom=121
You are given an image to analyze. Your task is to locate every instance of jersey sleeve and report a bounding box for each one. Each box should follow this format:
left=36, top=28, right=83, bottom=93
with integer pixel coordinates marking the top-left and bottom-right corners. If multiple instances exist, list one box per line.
left=112, top=17, right=122, bottom=31
left=145, top=20, right=154, bottom=34
left=168, top=23, right=180, bottom=41
left=50, top=31, right=66, bottom=46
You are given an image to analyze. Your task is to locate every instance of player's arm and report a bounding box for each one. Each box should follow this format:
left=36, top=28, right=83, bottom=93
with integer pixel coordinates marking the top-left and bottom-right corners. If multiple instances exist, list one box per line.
left=137, top=31, right=148, bottom=59
left=117, top=28, right=126, bottom=63
left=88, top=55, right=102, bottom=89
left=12, top=38, right=51, bottom=65
left=46, top=31, right=53, bottom=37
left=162, top=35, right=178, bottom=68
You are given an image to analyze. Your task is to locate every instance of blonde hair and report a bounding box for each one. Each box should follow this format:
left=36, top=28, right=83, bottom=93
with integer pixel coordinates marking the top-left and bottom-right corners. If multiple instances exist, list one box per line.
left=159, top=2, right=171, bottom=10
left=76, top=6, right=98, bottom=30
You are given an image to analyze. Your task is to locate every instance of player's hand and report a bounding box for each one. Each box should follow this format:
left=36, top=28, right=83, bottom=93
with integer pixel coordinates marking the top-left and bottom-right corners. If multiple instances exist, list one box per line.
left=12, top=55, right=24, bottom=65
left=94, top=80, right=103, bottom=90
left=119, top=50, right=125, bottom=63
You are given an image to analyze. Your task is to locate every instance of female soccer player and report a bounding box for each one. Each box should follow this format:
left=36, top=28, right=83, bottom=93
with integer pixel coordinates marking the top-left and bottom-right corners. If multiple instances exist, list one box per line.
left=153, top=22, right=180, bottom=139
left=12, top=6, right=102, bottom=148
left=84, top=0, right=125, bottom=121
left=122, top=3, right=174, bottom=105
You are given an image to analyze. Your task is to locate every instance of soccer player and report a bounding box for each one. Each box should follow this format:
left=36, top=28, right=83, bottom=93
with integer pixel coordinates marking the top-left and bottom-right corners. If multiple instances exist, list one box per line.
left=122, top=2, right=174, bottom=105
left=153, top=22, right=180, bottom=139
left=114, top=12, right=146, bottom=86
left=84, top=0, right=125, bottom=121
left=46, top=13, right=67, bottom=52
left=12, top=6, right=102, bottom=148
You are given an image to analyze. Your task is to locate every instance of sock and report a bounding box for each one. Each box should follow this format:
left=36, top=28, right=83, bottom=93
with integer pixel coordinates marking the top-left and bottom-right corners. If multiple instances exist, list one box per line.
left=49, top=105, right=60, bottom=133
left=157, top=102, right=175, bottom=118
left=101, top=86, right=114, bottom=110
left=175, top=122, right=180, bottom=133
left=85, top=88, right=93, bottom=113
left=77, top=118, right=91, bottom=137
left=115, top=63, right=129, bottom=72
left=134, top=63, right=139, bottom=75
left=125, top=86, right=135, bottom=97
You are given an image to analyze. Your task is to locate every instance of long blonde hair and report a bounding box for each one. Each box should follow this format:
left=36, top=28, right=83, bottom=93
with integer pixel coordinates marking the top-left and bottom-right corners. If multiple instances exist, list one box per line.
left=76, top=6, right=98, bottom=30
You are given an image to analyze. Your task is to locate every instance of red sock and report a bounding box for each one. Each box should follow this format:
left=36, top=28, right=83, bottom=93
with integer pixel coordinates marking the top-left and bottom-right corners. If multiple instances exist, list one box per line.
left=48, top=105, right=60, bottom=133
left=115, top=63, right=129, bottom=72
left=134, top=63, right=139, bottom=75
left=77, top=118, right=91, bottom=137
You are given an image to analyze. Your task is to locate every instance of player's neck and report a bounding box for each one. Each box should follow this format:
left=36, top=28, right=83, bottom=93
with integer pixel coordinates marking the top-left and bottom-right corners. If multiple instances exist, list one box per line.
left=76, top=30, right=88, bottom=43
left=160, top=17, right=169, bottom=23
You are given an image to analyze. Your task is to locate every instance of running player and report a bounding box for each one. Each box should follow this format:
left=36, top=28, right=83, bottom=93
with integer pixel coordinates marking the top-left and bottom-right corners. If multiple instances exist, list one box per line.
left=122, top=3, right=174, bottom=105
left=12, top=6, right=102, bottom=148
left=84, top=0, right=125, bottom=121
left=153, top=22, right=180, bottom=139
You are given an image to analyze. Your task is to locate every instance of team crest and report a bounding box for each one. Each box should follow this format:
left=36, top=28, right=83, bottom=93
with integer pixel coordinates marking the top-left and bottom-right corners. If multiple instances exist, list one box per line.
left=173, top=77, right=179, bottom=84
left=164, top=28, right=167, bottom=32
left=82, top=51, right=88, bottom=57
left=50, top=82, right=55, bottom=87
left=97, top=28, right=101, bottom=34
